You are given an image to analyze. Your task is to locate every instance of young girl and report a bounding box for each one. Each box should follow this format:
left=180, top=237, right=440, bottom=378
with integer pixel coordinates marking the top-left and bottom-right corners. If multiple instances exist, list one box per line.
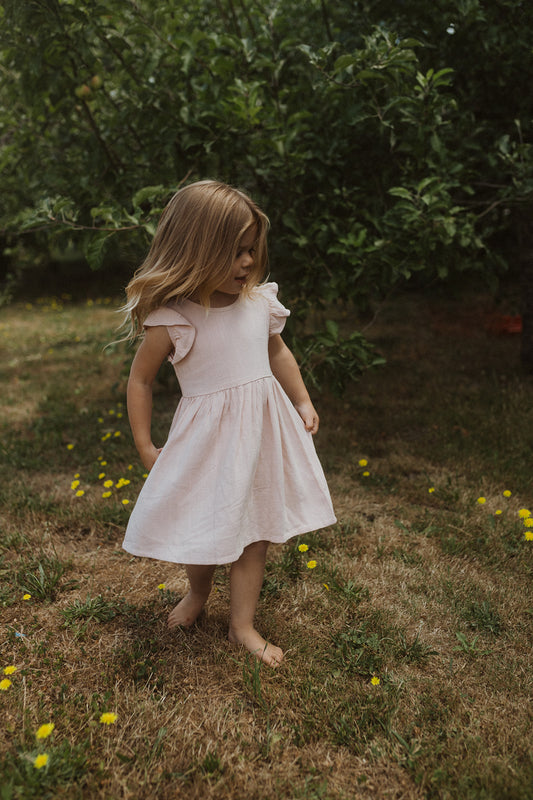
left=122, top=180, right=336, bottom=667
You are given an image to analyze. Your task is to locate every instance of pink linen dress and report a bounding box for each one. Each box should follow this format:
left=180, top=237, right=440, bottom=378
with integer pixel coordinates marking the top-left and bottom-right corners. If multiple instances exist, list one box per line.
left=122, top=282, right=336, bottom=565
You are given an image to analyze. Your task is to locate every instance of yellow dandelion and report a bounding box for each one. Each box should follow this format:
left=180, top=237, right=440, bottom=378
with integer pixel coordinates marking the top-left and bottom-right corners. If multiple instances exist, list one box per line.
left=74, top=473, right=80, bottom=478
left=75, top=490, right=85, bottom=497
left=36, top=723, right=55, bottom=739
left=102, top=491, right=112, bottom=499
left=98, top=417, right=104, bottom=423
left=98, top=473, right=106, bottom=480
left=518, top=509, right=531, bottom=519
left=157, top=583, right=166, bottom=590
left=477, top=497, right=486, bottom=505
left=323, top=583, right=330, bottom=591
left=121, top=499, right=130, bottom=506
left=109, top=409, right=115, bottom=415
left=495, top=510, right=503, bottom=516
left=99, top=712, right=117, bottom=725
left=525, top=530, right=533, bottom=541
left=23, top=593, right=31, bottom=600
left=33, top=753, right=49, bottom=769
left=142, top=473, right=148, bottom=478
left=101, top=433, right=111, bottom=442
left=524, top=518, right=533, bottom=528
left=117, top=412, right=123, bottom=419
left=358, top=459, right=368, bottom=466
left=503, top=490, right=512, bottom=498
left=100, top=460, right=107, bottom=466
left=298, top=543, right=309, bottom=552
left=0, top=678, right=12, bottom=690
left=362, top=471, right=370, bottom=477
left=428, top=487, right=435, bottom=493
left=127, top=464, right=133, bottom=471
left=3, top=666, right=17, bottom=675
left=113, top=431, right=121, bottom=438
left=306, top=560, right=317, bottom=569
left=70, top=480, right=80, bottom=490
left=103, top=480, right=113, bottom=488
left=66, top=444, right=74, bottom=450
left=370, top=676, right=380, bottom=686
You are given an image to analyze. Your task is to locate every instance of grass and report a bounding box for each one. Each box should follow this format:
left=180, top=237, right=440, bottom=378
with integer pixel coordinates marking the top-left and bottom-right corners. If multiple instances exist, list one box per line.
left=0, top=289, right=532, bottom=799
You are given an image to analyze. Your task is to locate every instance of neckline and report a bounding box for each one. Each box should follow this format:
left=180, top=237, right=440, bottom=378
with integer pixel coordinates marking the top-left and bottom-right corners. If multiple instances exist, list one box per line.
left=181, top=295, right=242, bottom=312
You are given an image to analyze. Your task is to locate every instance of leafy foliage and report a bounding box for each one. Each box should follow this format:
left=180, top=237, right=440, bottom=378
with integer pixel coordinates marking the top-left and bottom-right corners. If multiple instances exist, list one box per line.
left=1, top=0, right=533, bottom=383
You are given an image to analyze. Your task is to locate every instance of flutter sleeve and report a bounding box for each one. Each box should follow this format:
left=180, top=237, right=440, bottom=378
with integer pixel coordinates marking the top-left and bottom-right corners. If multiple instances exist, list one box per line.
left=143, top=306, right=196, bottom=364
left=259, top=282, right=291, bottom=336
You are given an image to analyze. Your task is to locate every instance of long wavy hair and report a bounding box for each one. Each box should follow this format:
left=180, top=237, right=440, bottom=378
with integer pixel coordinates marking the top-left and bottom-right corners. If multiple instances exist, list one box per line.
left=122, top=180, right=269, bottom=339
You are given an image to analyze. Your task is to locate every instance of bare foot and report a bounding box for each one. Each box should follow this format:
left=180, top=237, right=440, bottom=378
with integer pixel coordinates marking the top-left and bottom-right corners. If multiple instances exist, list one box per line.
left=228, top=626, right=284, bottom=668
left=167, top=591, right=208, bottom=629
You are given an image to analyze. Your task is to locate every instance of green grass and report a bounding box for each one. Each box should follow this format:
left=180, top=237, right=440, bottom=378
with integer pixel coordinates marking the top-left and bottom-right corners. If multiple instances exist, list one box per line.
left=0, top=291, right=532, bottom=799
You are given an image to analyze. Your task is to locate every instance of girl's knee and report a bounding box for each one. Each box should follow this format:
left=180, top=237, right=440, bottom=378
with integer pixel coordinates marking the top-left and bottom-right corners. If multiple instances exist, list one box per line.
left=248, top=540, right=269, bottom=554
left=238, top=540, right=269, bottom=562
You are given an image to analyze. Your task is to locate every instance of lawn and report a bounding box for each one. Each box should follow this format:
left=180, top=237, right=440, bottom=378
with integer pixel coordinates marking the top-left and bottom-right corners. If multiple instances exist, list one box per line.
left=0, top=288, right=532, bottom=799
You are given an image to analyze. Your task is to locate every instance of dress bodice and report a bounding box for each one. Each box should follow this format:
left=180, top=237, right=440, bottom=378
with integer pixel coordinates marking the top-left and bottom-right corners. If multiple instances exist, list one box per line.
left=143, top=283, right=290, bottom=398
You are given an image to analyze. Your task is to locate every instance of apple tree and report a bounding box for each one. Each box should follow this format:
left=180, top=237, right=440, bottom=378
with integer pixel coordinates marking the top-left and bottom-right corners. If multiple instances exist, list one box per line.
left=1, top=0, right=532, bottom=379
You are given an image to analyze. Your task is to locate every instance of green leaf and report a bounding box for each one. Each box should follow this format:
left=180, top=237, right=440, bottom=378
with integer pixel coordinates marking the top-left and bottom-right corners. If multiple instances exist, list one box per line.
left=84, top=232, right=113, bottom=271
left=333, top=54, right=357, bottom=73
left=132, top=185, right=168, bottom=210
left=388, top=187, right=413, bottom=200
left=325, top=319, right=339, bottom=339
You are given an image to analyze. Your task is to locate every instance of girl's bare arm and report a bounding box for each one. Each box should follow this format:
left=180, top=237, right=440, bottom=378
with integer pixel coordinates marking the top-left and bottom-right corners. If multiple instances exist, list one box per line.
left=268, top=334, right=319, bottom=434
left=127, top=326, right=173, bottom=469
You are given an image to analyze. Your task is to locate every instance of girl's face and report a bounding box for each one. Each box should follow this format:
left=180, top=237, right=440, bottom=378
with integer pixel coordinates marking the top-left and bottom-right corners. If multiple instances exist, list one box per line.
left=213, top=225, right=257, bottom=299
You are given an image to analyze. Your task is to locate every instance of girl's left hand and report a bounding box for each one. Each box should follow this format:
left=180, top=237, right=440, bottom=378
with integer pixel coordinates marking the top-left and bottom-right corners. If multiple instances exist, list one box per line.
left=294, top=400, right=319, bottom=434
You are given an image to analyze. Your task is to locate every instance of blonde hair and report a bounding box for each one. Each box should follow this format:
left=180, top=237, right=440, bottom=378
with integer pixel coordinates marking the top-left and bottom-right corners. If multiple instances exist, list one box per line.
left=122, top=180, right=269, bottom=339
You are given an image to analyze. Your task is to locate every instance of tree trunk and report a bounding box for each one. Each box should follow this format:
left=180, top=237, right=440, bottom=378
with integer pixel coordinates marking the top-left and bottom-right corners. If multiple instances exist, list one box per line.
left=519, top=210, right=533, bottom=374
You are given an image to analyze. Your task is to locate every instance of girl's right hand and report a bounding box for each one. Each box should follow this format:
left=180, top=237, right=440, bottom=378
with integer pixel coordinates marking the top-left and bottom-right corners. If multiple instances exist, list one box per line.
left=140, top=444, right=162, bottom=471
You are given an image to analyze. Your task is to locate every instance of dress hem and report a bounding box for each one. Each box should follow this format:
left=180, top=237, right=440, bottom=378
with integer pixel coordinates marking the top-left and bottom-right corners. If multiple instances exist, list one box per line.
left=121, top=515, right=337, bottom=567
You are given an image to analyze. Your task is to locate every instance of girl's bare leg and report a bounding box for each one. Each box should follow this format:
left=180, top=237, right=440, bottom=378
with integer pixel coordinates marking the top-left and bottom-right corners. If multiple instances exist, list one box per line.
left=228, top=541, right=283, bottom=668
left=168, top=564, right=216, bottom=628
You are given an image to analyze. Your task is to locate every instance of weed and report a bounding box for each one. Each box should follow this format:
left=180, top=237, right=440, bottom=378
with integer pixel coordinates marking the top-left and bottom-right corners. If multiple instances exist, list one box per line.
left=144, top=726, right=167, bottom=767
left=298, top=777, right=330, bottom=799
left=453, top=632, right=492, bottom=657
left=199, top=750, right=224, bottom=778
left=390, top=729, right=423, bottom=770
left=0, top=739, right=89, bottom=799
left=391, top=547, right=423, bottom=565
left=261, top=544, right=303, bottom=598
left=323, top=569, right=370, bottom=603
left=61, top=594, right=125, bottom=626
left=16, top=553, right=77, bottom=601
left=461, top=600, right=503, bottom=636
left=395, top=631, right=437, bottom=665
left=330, top=624, right=387, bottom=676
left=260, top=570, right=286, bottom=598
left=279, top=544, right=303, bottom=582
left=241, top=653, right=268, bottom=711
left=156, top=586, right=181, bottom=606
left=0, top=529, right=29, bottom=550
